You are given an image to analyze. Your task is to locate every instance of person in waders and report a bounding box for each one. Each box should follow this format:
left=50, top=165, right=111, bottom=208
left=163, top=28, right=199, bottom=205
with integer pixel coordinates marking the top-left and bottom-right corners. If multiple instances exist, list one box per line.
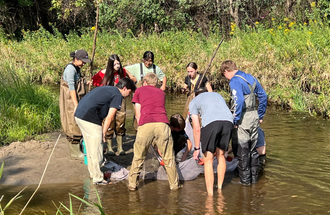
left=221, top=60, right=267, bottom=185
left=60, top=49, right=92, bottom=160
left=74, top=78, right=136, bottom=185
left=189, top=88, right=233, bottom=195
left=125, top=51, right=166, bottom=90
left=182, top=62, right=212, bottom=120
left=92, top=54, right=136, bottom=156
left=125, top=51, right=167, bottom=131
left=127, top=73, right=180, bottom=191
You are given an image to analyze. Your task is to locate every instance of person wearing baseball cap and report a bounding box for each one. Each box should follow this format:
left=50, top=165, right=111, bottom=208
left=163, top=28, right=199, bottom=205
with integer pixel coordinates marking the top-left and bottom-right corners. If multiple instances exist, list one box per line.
left=59, top=49, right=92, bottom=161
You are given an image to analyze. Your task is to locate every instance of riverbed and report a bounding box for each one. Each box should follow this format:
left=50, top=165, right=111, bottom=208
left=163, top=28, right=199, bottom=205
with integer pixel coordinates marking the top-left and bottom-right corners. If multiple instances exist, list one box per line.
left=1, top=94, right=330, bottom=214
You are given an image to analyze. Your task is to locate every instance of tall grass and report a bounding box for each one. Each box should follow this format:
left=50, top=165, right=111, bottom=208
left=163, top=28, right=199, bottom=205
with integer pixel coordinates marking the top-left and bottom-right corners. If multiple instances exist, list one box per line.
left=0, top=65, right=60, bottom=144
left=0, top=19, right=330, bottom=144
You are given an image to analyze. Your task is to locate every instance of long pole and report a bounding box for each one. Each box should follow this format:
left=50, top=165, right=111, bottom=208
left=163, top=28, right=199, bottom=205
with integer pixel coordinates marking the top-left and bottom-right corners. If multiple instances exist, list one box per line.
left=89, top=1, right=99, bottom=91
left=197, top=37, right=224, bottom=89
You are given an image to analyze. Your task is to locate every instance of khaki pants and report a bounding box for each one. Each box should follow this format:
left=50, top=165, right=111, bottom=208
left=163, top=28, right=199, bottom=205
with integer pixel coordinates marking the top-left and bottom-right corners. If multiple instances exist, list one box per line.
left=75, top=117, right=104, bottom=183
left=128, top=122, right=179, bottom=189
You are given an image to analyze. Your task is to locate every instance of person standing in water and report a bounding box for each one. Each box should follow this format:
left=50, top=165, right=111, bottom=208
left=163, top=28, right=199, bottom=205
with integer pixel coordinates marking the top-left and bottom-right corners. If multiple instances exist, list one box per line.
left=125, top=51, right=167, bottom=90
left=60, top=49, right=91, bottom=160
left=92, top=54, right=136, bottom=156
left=75, top=78, right=136, bottom=185
left=128, top=73, right=180, bottom=191
left=189, top=88, right=233, bottom=195
left=182, top=62, right=212, bottom=120
left=221, top=60, right=267, bottom=185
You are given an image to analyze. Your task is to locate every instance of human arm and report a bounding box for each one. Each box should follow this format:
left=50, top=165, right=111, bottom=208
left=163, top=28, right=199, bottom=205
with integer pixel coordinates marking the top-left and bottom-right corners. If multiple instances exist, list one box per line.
left=181, top=139, right=192, bottom=162
left=191, top=114, right=201, bottom=160
left=134, top=103, right=141, bottom=125
left=205, top=82, right=213, bottom=92
left=181, top=83, right=189, bottom=93
left=229, top=79, right=244, bottom=125
left=102, top=107, right=118, bottom=142
left=64, top=65, right=79, bottom=112
left=125, top=68, right=137, bottom=83
left=92, top=70, right=104, bottom=87
left=70, top=90, right=79, bottom=113
left=160, top=76, right=167, bottom=91
left=124, top=64, right=139, bottom=83
left=255, top=80, right=268, bottom=122
left=182, top=76, right=190, bottom=93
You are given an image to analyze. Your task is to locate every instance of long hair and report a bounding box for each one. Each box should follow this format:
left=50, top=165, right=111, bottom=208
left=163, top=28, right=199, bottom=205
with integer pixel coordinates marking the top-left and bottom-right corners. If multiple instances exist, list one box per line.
left=101, top=54, right=125, bottom=86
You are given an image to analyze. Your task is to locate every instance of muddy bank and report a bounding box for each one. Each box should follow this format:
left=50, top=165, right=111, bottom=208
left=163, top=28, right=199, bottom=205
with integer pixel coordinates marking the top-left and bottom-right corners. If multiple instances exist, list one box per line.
left=0, top=132, right=135, bottom=185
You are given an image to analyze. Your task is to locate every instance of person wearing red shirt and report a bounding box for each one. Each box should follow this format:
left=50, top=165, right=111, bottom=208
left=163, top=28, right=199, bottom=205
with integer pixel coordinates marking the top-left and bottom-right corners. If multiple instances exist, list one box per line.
left=128, top=73, right=180, bottom=191
left=92, top=54, right=136, bottom=156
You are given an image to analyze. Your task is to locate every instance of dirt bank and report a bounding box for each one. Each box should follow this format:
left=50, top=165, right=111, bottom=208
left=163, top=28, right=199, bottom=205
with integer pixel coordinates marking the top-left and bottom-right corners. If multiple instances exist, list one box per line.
left=0, top=132, right=135, bottom=185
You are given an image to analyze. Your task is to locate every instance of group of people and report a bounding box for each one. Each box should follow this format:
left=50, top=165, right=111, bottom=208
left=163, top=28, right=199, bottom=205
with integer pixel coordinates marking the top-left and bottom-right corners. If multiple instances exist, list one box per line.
left=59, top=49, right=267, bottom=194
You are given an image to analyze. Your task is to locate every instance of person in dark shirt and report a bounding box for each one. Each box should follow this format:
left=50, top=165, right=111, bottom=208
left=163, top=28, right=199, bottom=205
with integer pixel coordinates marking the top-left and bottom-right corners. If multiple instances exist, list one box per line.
left=74, top=78, right=136, bottom=185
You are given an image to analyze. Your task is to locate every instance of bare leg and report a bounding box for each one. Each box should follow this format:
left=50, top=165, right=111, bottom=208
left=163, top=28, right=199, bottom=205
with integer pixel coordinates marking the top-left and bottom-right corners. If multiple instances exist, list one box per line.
left=203, top=151, right=215, bottom=195
left=216, top=148, right=226, bottom=190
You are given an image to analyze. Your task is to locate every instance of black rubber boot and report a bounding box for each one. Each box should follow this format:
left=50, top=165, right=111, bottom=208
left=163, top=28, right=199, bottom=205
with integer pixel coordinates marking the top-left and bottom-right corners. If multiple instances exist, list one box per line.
left=238, top=150, right=251, bottom=186
left=251, top=150, right=260, bottom=184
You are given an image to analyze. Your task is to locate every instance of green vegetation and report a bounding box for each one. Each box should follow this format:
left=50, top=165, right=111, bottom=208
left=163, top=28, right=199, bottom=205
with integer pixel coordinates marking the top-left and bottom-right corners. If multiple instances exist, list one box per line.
left=0, top=65, right=61, bottom=144
left=1, top=8, right=330, bottom=144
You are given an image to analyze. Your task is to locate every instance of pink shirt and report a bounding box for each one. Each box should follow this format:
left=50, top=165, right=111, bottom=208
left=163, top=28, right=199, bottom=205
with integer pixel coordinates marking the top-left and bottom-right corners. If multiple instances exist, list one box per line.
left=132, top=86, right=169, bottom=126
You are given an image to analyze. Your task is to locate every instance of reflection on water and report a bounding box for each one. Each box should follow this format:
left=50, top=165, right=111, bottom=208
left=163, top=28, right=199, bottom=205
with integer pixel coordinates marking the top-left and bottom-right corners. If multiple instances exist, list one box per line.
left=1, top=94, right=330, bottom=214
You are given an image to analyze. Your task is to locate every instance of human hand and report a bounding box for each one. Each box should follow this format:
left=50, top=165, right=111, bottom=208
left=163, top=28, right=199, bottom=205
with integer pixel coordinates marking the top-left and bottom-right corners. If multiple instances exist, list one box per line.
left=193, top=149, right=200, bottom=160
left=259, top=119, right=263, bottom=123
left=86, top=80, right=93, bottom=86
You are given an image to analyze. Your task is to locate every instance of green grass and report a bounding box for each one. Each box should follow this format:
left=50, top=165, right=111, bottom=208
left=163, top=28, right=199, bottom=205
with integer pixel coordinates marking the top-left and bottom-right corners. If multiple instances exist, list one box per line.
left=0, top=67, right=60, bottom=144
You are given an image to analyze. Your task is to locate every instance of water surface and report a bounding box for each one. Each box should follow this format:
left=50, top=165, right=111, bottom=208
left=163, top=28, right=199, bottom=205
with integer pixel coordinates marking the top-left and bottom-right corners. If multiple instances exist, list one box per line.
left=1, top=94, right=330, bottom=214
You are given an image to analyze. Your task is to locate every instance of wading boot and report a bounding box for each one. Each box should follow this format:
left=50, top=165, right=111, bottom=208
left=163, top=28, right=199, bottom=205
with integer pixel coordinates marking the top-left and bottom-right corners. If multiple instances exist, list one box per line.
left=259, top=154, right=266, bottom=171
left=68, top=142, right=84, bottom=160
left=117, top=135, right=125, bottom=156
left=251, top=151, right=260, bottom=184
left=106, top=139, right=116, bottom=156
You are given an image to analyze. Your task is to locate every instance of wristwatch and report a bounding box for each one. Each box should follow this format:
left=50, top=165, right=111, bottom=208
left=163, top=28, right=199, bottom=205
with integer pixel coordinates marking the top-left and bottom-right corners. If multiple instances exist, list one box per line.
left=194, top=147, right=200, bottom=150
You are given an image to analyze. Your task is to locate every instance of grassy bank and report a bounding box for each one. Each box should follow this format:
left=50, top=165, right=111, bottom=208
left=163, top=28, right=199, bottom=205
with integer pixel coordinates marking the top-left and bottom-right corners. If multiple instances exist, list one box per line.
left=1, top=19, right=329, bottom=143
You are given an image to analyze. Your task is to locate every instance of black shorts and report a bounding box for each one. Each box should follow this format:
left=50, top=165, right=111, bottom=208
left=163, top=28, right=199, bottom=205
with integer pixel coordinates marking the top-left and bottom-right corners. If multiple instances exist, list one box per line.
left=201, top=120, right=233, bottom=153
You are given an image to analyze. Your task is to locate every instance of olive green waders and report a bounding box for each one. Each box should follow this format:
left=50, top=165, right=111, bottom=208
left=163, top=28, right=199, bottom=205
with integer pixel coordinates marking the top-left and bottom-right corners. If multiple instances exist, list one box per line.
left=104, top=98, right=126, bottom=156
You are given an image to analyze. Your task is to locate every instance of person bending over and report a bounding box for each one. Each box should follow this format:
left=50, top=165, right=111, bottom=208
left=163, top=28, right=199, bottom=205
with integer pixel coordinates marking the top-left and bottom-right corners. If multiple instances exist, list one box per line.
left=128, top=73, right=180, bottom=191
left=189, top=88, right=233, bottom=195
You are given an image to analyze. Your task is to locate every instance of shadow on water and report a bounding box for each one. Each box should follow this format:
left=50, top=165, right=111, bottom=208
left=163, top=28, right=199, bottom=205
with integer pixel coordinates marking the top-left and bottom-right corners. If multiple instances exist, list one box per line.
left=1, top=94, right=330, bottom=214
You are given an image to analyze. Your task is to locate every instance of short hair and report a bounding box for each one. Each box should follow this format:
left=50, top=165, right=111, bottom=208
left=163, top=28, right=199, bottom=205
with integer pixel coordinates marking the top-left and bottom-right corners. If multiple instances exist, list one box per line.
left=220, top=60, right=238, bottom=74
left=116, top=77, right=137, bottom=92
left=194, top=87, right=208, bottom=96
left=143, top=51, right=154, bottom=62
left=170, top=114, right=185, bottom=130
left=143, top=73, right=158, bottom=87
left=186, top=62, right=198, bottom=70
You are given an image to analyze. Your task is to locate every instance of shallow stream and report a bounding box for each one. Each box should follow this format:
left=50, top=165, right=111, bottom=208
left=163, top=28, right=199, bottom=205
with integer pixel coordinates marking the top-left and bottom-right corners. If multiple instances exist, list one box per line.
left=1, top=94, right=330, bottom=214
